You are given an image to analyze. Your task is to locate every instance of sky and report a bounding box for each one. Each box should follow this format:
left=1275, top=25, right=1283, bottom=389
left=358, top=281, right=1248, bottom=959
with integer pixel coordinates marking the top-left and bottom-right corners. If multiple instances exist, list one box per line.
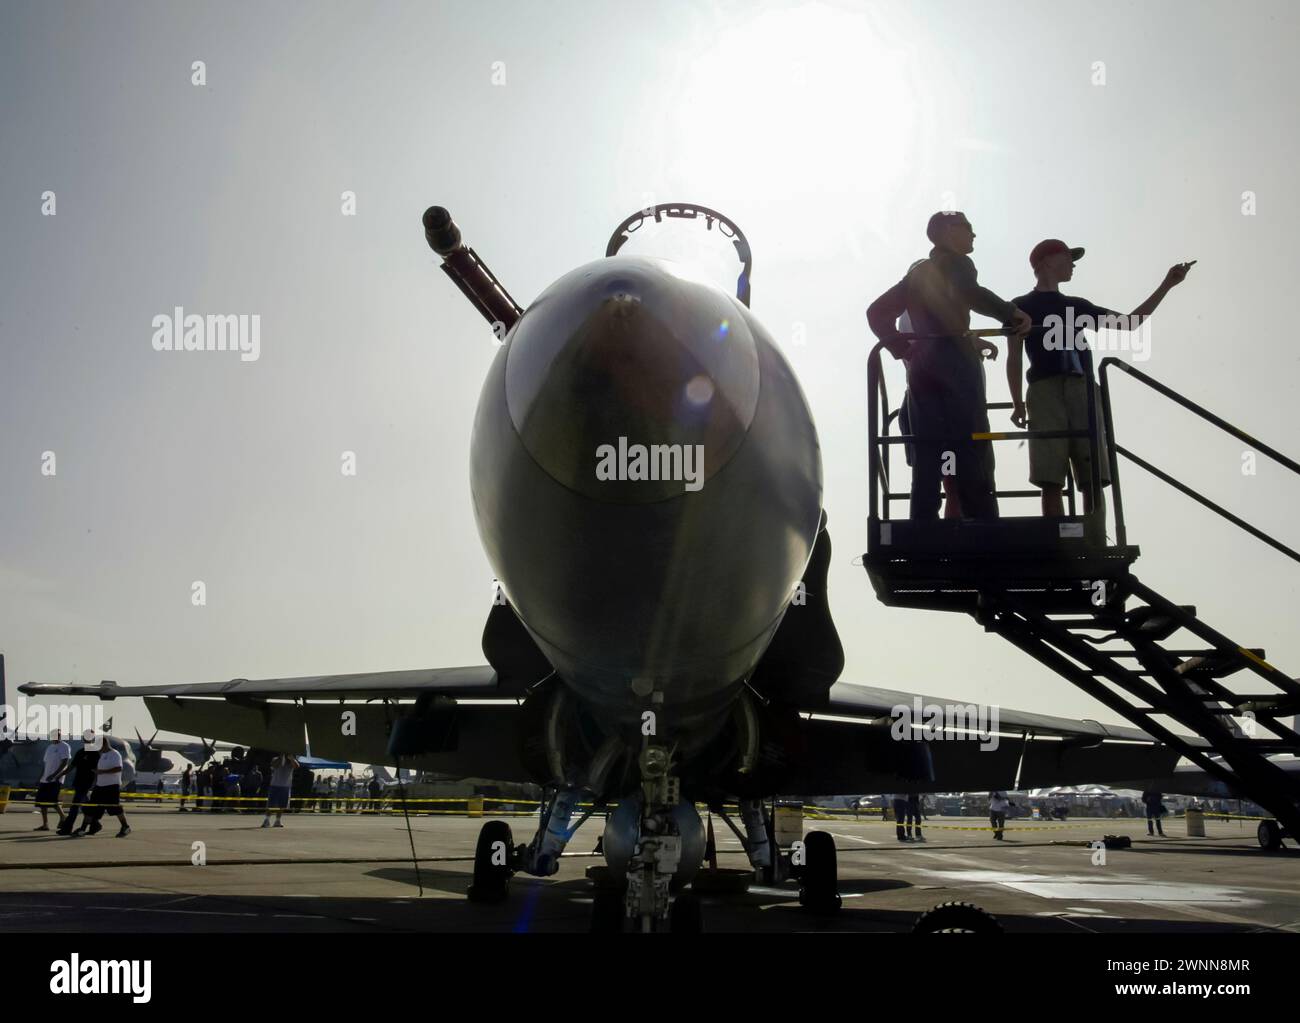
left=2, top=0, right=1297, bottom=753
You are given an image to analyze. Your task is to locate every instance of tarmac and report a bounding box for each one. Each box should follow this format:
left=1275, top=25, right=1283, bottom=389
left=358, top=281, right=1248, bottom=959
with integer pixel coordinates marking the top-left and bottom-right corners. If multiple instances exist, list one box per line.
left=2, top=804, right=1297, bottom=933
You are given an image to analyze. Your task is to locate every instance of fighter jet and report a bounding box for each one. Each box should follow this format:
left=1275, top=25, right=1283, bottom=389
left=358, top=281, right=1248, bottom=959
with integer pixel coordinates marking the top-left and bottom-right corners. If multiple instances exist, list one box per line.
left=20, top=203, right=1186, bottom=931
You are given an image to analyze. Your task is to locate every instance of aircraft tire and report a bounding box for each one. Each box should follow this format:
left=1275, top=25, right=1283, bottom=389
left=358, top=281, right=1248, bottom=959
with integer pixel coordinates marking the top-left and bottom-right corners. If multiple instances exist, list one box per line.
left=913, top=901, right=1003, bottom=935
left=467, top=819, right=514, bottom=903
left=797, top=830, right=841, bottom=913
left=1258, top=819, right=1283, bottom=851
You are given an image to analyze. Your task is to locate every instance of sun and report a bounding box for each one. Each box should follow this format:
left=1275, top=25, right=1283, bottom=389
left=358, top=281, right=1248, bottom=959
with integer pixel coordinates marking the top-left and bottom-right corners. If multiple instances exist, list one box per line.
left=669, top=5, right=924, bottom=217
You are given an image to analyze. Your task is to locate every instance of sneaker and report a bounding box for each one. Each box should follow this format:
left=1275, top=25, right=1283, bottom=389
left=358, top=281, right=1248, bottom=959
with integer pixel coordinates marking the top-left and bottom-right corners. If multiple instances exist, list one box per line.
left=261, top=818, right=271, bottom=828
left=915, top=835, right=927, bottom=842
left=34, top=824, right=49, bottom=831
left=87, top=822, right=103, bottom=836
left=116, top=825, right=131, bottom=838
left=273, top=820, right=284, bottom=828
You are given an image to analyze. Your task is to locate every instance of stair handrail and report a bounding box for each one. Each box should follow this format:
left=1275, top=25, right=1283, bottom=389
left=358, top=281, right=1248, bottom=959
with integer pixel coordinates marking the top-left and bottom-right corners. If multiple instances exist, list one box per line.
left=1099, top=358, right=1299, bottom=562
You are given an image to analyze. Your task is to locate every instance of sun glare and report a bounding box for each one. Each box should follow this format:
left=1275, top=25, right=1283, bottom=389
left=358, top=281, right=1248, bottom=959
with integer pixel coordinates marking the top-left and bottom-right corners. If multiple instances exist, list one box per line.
left=671, top=6, right=922, bottom=223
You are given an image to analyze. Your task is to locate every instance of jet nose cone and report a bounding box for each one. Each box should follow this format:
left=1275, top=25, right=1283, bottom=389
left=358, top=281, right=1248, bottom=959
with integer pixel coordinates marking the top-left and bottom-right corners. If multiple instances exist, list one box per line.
left=504, top=257, right=760, bottom=502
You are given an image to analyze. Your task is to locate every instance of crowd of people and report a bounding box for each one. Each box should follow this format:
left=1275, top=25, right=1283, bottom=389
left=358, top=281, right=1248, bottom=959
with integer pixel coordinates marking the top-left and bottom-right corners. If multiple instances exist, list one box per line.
left=874, top=788, right=1176, bottom=842
left=30, top=737, right=389, bottom=836
left=175, top=759, right=387, bottom=818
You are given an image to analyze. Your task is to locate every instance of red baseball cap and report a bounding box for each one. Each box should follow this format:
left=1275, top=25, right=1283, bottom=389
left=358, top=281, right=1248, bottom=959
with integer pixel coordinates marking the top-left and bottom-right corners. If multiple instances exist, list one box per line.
left=1030, top=239, right=1085, bottom=268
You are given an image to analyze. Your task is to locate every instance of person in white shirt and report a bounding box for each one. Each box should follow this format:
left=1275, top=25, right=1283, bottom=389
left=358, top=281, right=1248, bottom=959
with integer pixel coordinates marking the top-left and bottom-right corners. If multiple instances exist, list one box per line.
left=989, top=791, right=1012, bottom=840
left=262, top=754, right=298, bottom=828
left=34, top=731, right=71, bottom=831
left=84, top=740, right=131, bottom=838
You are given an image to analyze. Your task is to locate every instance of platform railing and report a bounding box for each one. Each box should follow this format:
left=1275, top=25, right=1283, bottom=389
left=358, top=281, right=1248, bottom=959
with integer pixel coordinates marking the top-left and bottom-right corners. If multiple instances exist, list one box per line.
left=866, top=340, right=1110, bottom=541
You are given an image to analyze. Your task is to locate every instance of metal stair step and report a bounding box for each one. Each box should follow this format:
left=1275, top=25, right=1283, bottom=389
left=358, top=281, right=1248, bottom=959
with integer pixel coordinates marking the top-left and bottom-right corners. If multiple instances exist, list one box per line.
left=1176, top=650, right=1267, bottom=680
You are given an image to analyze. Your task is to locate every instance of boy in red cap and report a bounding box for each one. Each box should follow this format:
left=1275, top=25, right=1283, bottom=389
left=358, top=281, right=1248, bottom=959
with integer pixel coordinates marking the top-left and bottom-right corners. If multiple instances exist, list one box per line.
left=1007, top=241, right=1194, bottom=516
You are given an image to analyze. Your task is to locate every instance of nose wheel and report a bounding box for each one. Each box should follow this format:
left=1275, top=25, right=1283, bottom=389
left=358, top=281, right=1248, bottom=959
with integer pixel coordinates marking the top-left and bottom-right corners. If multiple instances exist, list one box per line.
left=467, top=820, right=515, bottom=903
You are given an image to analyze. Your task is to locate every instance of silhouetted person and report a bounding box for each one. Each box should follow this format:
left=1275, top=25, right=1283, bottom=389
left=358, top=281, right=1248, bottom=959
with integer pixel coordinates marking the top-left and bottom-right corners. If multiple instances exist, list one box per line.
left=179, top=764, right=192, bottom=810
left=242, top=764, right=263, bottom=813
left=293, top=765, right=314, bottom=812
left=989, top=790, right=1011, bottom=840
left=1141, top=790, right=1166, bottom=836
left=906, top=793, right=925, bottom=842
left=57, top=731, right=101, bottom=836
left=891, top=793, right=911, bottom=841
left=868, top=211, right=1031, bottom=520
left=209, top=762, right=226, bottom=813
left=1007, top=241, right=1194, bottom=516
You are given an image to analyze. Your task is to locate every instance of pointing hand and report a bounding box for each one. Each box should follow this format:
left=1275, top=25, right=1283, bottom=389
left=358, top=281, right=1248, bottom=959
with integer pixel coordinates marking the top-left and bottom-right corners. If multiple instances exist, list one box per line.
left=1164, top=261, right=1196, bottom=287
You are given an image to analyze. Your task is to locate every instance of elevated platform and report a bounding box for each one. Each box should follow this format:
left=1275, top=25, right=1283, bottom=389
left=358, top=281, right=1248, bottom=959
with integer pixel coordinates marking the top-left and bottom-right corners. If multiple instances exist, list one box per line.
left=865, top=513, right=1138, bottom=614
left=862, top=345, right=1300, bottom=840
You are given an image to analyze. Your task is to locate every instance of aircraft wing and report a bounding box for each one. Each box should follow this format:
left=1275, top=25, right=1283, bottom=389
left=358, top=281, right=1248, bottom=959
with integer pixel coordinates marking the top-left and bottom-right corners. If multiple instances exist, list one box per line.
left=820, top=682, right=1208, bottom=745
left=775, top=682, right=1193, bottom=794
left=21, top=665, right=530, bottom=781
left=17, top=665, right=500, bottom=701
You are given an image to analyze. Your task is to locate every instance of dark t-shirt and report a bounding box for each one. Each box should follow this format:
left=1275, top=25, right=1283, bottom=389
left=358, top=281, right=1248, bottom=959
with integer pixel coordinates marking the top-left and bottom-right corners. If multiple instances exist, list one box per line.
left=904, top=249, right=1019, bottom=341
left=69, top=747, right=100, bottom=790
left=1013, top=290, right=1121, bottom=383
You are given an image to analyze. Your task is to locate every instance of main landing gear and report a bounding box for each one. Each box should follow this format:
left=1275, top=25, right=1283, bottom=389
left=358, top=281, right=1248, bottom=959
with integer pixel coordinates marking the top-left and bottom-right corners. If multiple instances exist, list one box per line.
left=796, top=829, right=842, bottom=913
left=1257, top=818, right=1291, bottom=851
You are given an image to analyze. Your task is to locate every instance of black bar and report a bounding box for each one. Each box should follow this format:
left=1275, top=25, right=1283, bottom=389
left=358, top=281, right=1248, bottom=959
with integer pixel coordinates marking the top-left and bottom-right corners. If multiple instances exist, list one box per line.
left=867, top=344, right=883, bottom=523
left=1085, top=373, right=1102, bottom=514
left=1116, top=445, right=1300, bottom=564
left=877, top=429, right=1088, bottom=444
left=1099, top=361, right=1127, bottom=546
left=878, top=491, right=1040, bottom=501
left=1102, top=358, right=1300, bottom=475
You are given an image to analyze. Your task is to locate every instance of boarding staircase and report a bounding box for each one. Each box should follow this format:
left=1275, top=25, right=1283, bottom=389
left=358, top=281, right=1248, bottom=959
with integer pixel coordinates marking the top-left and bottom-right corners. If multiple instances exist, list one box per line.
left=863, top=347, right=1300, bottom=840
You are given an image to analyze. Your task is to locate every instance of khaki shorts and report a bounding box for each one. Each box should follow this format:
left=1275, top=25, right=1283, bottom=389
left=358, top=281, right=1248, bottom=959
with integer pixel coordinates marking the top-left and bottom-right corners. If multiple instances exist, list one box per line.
left=1027, top=374, right=1112, bottom=490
